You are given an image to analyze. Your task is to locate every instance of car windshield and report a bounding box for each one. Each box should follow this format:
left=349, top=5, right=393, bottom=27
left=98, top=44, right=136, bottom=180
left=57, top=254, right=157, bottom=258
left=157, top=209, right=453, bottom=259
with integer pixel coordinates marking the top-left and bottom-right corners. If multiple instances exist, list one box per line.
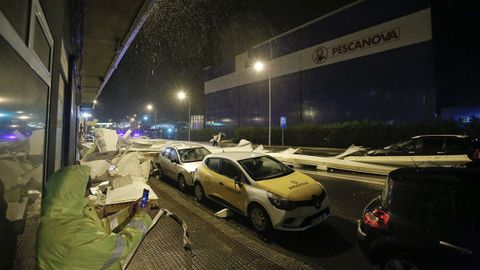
left=178, top=147, right=211, bottom=163
left=238, top=156, right=293, bottom=181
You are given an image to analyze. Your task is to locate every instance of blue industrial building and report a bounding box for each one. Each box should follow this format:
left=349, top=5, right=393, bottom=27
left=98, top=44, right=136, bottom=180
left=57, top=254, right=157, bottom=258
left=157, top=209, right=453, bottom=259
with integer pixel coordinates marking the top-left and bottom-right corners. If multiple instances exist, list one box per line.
left=203, top=0, right=437, bottom=128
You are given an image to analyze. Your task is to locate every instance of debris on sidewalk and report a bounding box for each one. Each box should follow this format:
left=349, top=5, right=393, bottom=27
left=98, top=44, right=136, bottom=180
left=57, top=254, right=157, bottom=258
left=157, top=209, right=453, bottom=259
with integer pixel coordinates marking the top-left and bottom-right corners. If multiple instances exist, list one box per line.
left=214, top=208, right=233, bottom=218
left=111, top=175, right=133, bottom=189
left=79, top=128, right=165, bottom=216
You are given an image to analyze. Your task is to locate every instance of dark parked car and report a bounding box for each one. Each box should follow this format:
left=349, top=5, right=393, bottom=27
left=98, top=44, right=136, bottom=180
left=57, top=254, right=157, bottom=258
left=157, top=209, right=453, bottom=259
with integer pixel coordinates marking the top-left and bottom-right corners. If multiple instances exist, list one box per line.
left=366, top=135, right=480, bottom=159
left=358, top=167, right=480, bottom=270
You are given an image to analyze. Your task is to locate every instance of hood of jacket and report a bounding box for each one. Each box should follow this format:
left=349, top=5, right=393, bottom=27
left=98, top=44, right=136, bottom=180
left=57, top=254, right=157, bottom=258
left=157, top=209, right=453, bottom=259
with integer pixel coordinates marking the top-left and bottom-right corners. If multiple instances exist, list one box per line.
left=41, top=165, right=91, bottom=218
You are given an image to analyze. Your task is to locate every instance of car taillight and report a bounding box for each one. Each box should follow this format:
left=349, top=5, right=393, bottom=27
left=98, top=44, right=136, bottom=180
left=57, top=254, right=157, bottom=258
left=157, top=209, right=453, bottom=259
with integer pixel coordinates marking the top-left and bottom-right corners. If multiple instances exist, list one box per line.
left=363, top=208, right=390, bottom=230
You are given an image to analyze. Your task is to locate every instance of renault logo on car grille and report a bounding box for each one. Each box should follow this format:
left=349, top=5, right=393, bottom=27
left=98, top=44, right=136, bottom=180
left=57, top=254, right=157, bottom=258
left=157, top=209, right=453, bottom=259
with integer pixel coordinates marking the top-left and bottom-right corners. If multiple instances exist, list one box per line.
left=312, top=195, right=321, bottom=209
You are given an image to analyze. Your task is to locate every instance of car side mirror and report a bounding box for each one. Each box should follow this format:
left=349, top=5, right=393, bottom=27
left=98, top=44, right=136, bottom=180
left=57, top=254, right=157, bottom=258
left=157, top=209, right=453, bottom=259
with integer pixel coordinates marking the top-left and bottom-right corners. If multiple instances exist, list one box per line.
left=233, top=176, right=243, bottom=187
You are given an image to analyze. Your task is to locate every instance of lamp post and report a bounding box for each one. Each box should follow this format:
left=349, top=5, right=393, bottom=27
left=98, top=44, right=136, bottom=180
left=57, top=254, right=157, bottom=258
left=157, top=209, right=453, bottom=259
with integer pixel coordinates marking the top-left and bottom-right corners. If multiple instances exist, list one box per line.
left=177, top=90, right=191, bottom=141
left=253, top=61, right=271, bottom=146
left=146, top=104, right=157, bottom=138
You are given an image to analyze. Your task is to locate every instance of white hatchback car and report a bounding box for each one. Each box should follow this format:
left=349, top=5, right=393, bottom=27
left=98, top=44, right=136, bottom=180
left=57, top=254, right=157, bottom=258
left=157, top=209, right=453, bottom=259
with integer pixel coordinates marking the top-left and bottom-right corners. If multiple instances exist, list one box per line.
left=194, top=152, right=330, bottom=233
left=157, top=142, right=211, bottom=191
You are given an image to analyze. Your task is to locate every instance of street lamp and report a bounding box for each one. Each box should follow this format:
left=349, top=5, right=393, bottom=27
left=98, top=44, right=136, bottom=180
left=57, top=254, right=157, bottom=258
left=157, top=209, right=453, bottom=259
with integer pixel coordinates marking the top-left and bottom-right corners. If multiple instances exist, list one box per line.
left=253, top=60, right=271, bottom=146
left=146, top=104, right=157, bottom=138
left=177, top=90, right=191, bottom=141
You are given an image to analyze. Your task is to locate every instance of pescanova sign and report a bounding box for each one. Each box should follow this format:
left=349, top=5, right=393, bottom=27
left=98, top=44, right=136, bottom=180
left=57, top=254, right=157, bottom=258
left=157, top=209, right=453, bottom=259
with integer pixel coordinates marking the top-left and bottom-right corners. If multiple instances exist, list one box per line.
left=313, top=28, right=400, bottom=63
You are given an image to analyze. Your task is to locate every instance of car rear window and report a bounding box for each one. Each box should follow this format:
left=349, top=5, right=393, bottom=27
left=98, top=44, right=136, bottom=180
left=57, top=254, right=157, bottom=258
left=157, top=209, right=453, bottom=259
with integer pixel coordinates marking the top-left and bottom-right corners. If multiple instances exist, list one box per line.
left=422, top=192, right=455, bottom=215
left=387, top=174, right=423, bottom=216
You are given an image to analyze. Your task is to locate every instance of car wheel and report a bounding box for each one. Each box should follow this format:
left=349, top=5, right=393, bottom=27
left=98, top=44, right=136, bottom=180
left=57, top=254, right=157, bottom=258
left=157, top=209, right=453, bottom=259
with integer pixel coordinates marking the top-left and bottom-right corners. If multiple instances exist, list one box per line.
left=194, top=182, right=205, bottom=203
left=178, top=174, right=187, bottom=192
left=249, top=204, right=272, bottom=234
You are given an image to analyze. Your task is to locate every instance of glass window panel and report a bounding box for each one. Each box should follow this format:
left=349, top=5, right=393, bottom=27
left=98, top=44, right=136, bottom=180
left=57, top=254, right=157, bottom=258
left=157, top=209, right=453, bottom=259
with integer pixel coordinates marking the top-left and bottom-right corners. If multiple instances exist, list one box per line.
left=0, top=36, right=48, bottom=269
left=206, top=158, right=220, bottom=172
left=163, top=148, right=171, bottom=157
left=220, top=160, right=241, bottom=180
left=33, top=18, right=51, bottom=70
left=55, top=75, right=65, bottom=170
left=0, top=0, right=30, bottom=43
left=169, top=149, right=179, bottom=162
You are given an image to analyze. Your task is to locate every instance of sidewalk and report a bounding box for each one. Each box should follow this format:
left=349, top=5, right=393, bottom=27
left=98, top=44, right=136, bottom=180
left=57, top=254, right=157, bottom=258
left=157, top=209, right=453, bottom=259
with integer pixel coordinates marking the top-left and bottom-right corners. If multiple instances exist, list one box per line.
left=127, top=178, right=317, bottom=270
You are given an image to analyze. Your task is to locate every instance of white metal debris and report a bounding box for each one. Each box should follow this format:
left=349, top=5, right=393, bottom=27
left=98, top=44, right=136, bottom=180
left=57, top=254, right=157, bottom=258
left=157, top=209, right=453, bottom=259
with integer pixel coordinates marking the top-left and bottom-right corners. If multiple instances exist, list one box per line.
left=94, top=128, right=119, bottom=153
left=105, top=181, right=158, bottom=205
left=344, top=154, right=471, bottom=167
left=264, top=148, right=397, bottom=175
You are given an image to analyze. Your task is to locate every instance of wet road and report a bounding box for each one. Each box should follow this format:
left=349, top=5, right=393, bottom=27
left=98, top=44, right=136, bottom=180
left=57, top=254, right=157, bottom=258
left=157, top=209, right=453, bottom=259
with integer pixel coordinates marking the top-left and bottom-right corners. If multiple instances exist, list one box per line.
left=154, top=170, right=385, bottom=270
left=305, top=170, right=385, bottom=222
left=287, top=170, right=385, bottom=270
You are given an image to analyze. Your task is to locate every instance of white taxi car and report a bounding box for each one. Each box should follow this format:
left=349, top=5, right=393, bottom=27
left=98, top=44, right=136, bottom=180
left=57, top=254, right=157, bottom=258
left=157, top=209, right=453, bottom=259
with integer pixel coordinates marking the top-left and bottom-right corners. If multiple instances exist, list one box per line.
left=157, top=142, right=211, bottom=191
left=193, top=152, right=330, bottom=233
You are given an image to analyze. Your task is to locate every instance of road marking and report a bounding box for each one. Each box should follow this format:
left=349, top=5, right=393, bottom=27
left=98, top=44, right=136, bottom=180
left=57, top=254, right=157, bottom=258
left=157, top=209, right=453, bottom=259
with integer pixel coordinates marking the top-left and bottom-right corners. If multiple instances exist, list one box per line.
left=297, top=169, right=386, bottom=186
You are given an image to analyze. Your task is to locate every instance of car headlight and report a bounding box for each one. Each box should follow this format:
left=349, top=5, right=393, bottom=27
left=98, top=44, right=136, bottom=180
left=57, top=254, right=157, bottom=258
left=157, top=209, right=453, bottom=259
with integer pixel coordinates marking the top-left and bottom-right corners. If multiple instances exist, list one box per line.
left=267, top=192, right=297, bottom=210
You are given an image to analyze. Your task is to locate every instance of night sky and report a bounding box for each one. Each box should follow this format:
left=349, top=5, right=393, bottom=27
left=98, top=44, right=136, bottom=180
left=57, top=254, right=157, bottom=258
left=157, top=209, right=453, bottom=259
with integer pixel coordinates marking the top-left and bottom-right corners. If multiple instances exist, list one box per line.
left=95, top=0, right=480, bottom=123
left=95, top=0, right=355, bottom=122
left=430, top=1, right=480, bottom=111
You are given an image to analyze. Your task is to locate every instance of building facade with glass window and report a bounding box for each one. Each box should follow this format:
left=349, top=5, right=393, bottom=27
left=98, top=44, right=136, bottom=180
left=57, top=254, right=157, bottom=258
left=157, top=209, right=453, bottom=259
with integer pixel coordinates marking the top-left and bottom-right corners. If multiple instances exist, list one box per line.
left=0, top=0, right=80, bottom=268
left=203, top=0, right=473, bottom=129
left=1, top=0, right=157, bottom=267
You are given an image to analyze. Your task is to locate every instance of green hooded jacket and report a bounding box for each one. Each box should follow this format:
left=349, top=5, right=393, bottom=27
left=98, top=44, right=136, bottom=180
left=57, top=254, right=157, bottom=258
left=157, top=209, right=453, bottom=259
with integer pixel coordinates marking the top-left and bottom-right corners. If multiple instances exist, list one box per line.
left=37, top=165, right=152, bottom=270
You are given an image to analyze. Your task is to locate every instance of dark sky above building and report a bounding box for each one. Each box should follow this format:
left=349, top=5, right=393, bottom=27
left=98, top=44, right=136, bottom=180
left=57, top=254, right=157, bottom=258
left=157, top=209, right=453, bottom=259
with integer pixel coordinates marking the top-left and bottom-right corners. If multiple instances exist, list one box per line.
left=95, top=0, right=355, bottom=122
left=430, top=1, right=480, bottom=110
left=95, top=0, right=480, bottom=123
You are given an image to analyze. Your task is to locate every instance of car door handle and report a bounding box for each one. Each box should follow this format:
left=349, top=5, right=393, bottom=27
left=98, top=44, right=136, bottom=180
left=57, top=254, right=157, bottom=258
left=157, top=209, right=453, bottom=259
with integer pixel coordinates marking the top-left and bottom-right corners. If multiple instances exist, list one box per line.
left=439, top=241, right=473, bottom=254
left=219, top=182, right=224, bottom=186
left=437, top=151, right=445, bottom=154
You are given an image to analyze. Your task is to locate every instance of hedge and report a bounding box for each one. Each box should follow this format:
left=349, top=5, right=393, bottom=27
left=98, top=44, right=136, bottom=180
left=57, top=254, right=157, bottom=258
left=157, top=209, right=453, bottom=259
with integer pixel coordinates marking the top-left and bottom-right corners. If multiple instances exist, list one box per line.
left=175, top=119, right=480, bottom=148
left=176, top=128, right=236, bottom=142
